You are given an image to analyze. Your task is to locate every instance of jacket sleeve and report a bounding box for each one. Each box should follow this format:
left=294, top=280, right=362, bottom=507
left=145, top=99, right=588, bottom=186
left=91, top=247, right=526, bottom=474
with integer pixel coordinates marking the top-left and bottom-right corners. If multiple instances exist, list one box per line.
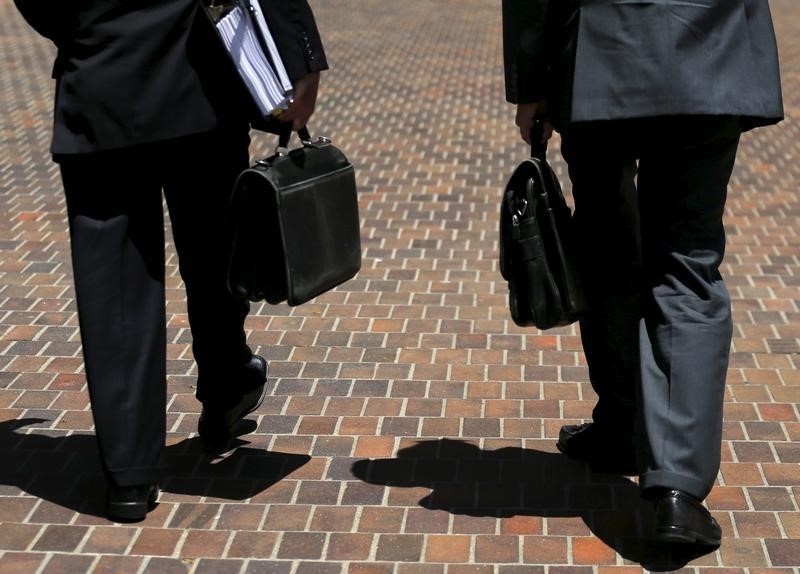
left=502, top=0, right=551, bottom=104
left=261, top=0, right=329, bottom=82
left=13, top=0, right=73, bottom=44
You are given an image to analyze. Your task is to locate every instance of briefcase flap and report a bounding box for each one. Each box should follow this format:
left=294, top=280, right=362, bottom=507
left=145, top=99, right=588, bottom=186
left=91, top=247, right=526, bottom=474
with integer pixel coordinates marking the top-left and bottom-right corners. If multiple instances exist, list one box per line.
left=499, top=159, right=550, bottom=281
left=275, top=160, right=361, bottom=305
left=228, top=139, right=361, bottom=306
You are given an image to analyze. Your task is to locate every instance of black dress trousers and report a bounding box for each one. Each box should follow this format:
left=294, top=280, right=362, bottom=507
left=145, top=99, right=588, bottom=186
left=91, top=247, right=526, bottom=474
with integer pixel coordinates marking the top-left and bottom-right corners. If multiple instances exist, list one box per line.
left=561, top=116, right=742, bottom=500
left=57, top=125, right=252, bottom=486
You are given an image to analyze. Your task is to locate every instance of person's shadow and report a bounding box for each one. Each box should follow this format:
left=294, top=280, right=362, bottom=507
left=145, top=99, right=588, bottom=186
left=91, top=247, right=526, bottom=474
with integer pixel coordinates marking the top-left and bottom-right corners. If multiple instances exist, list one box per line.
left=351, top=439, right=718, bottom=571
left=1, top=418, right=309, bottom=520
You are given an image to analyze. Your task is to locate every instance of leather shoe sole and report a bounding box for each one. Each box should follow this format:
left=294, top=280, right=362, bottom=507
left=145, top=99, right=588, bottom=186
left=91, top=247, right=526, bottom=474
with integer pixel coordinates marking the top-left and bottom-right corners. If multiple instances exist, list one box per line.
left=107, top=484, right=159, bottom=522
left=654, top=489, right=721, bottom=546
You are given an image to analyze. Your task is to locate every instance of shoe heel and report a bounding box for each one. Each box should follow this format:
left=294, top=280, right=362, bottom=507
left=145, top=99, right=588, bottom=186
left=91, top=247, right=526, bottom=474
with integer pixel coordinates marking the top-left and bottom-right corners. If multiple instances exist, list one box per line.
left=107, top=486, right=158, bottom=522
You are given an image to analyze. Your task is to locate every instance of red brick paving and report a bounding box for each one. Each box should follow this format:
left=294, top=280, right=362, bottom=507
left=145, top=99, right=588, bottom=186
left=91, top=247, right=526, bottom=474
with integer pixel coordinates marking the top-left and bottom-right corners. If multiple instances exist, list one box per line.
left=1, top=0, right=799, bottom=572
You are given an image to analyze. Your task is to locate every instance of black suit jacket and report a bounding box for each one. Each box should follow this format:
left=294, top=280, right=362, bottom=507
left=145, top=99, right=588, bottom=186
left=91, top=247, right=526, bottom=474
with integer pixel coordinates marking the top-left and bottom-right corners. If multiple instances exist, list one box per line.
left=503, top=0, right=784, bottom=128
left=14, top=0, right=328, bottom=154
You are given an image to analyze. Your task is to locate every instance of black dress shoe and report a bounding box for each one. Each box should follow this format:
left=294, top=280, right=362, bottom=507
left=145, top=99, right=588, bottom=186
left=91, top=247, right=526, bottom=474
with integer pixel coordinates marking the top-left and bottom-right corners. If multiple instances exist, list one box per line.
left=654, top=489, right=721, bottom=546
left=107, top=484, right=159, bottom=522
left=198, top=355, right=268, bottom=451
left=557, top=422, right=638, bottom=475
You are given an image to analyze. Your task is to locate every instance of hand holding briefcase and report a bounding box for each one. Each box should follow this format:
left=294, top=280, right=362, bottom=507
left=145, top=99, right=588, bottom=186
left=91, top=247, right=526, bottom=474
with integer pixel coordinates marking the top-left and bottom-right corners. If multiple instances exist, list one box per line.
left=499, top=123, right=587, bottom=329
left=227, top=126, right=361, bottom=306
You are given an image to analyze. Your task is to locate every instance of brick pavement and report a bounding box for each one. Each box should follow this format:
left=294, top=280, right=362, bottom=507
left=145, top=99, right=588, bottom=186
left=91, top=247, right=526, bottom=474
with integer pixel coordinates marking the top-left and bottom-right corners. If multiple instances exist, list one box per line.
left=1, top=0, right=799, bottom=572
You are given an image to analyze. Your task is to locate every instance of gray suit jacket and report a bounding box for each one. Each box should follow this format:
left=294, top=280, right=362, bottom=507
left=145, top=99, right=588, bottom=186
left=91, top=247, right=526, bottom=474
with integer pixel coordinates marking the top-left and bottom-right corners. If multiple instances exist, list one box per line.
left=503, top=0, right=784, bottom=129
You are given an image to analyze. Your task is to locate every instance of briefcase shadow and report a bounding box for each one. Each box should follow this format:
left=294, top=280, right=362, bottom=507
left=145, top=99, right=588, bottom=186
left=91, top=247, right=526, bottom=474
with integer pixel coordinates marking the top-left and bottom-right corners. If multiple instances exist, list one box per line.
left=351, top=438, right=716, bottom=570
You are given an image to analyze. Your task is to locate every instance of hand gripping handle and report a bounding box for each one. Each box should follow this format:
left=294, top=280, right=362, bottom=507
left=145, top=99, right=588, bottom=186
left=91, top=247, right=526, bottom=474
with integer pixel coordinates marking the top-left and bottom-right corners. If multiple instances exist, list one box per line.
left=530, top=120, right=548, bottom=161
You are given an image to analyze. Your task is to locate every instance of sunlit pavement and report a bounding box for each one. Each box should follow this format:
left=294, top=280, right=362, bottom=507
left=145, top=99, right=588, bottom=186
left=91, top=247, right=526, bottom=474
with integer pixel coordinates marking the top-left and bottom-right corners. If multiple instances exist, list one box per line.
left=1, top=1, right=799, bottom=572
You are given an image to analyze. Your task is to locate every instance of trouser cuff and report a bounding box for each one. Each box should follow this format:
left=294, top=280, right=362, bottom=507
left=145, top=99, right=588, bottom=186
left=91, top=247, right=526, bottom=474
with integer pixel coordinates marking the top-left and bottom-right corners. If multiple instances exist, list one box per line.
left=639, top=468, right=714, bottom=501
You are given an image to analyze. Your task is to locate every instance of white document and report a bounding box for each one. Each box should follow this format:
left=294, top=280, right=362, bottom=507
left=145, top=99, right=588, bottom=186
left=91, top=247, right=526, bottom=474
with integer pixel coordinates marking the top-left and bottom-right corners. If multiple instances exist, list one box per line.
left=214, top=1, right=294, bottom=117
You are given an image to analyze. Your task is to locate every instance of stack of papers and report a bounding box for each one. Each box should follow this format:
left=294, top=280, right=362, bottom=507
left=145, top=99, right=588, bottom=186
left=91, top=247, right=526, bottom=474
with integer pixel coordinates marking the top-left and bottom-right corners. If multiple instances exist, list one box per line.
left=210, top=0, right=294, bottom=117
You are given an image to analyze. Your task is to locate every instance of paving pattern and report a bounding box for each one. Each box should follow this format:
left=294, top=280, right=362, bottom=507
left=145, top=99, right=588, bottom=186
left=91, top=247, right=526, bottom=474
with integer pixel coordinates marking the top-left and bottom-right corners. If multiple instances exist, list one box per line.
left=1, top=0, right=799, bottom=572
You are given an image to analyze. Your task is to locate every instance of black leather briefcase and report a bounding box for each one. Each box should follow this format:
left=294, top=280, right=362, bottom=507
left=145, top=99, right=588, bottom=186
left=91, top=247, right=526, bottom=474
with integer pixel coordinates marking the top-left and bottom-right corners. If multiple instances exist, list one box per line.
left=227, top=127, right=361, bottom=306
left=499, top=126, right=587, bottom=329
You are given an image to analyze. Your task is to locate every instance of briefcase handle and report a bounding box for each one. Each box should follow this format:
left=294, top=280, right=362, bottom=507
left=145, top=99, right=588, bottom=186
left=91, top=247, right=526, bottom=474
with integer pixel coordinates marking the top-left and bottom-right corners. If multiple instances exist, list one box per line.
left=257, top=124, right=332, bottom=164
left=276, top=123, right=313, bottom=156
left=278, top=124, right=312, bottom=147
left=530, top=121, right=548, bottom=161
